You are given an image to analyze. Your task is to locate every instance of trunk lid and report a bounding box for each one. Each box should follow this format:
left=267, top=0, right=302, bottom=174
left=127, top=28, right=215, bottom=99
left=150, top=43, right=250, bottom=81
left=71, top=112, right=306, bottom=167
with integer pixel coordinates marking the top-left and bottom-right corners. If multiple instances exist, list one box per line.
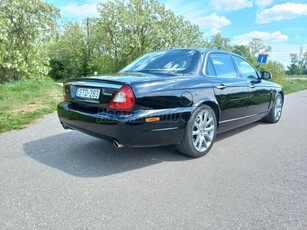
left=64, top=72, right=162, bottom=109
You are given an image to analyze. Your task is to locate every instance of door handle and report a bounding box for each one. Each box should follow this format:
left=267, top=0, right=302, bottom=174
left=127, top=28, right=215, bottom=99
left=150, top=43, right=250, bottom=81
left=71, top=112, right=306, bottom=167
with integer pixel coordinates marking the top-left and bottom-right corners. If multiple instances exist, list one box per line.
left=216, top=84, right=227, bottom=89
left=249, top=84, right=255, bottom=88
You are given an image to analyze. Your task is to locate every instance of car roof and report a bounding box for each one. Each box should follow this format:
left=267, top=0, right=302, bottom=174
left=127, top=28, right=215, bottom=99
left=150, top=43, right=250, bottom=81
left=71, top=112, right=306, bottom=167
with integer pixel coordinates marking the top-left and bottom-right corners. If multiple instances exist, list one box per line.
left=165, top=48, right=238, bottom=56
left=149, top=48, right=246, bottom=63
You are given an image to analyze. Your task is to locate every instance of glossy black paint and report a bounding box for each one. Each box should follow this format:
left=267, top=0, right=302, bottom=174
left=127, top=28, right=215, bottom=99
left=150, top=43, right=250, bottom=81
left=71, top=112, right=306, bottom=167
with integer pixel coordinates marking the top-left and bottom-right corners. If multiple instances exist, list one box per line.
left=57, top=48, right=283, bottom=147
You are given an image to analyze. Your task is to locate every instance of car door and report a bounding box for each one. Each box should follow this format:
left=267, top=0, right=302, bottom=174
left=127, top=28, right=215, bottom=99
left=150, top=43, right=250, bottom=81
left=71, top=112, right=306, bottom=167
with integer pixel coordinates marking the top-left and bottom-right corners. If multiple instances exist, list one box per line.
left=231, top=55, right=272, bottom=115
left=205, top=53, right=249, bottom=123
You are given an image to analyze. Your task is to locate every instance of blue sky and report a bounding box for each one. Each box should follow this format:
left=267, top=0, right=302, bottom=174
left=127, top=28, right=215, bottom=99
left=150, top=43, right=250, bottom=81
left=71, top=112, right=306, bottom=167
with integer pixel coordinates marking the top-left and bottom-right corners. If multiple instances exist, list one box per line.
left=46, top=0, right=307, bottom=67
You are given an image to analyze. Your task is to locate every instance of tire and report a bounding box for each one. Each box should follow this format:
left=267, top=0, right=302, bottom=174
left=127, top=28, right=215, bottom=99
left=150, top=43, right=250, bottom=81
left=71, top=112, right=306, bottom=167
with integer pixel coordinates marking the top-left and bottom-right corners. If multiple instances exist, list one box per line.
left=263, top=93, right=283, bottom=123
left=176, top=105, right=217, bottom=158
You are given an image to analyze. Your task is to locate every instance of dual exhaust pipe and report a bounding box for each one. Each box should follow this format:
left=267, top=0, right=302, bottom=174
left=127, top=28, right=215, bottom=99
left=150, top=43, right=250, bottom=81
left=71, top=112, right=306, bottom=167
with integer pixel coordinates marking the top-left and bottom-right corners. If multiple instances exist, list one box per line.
left=113, top=140, right=125, bottom=148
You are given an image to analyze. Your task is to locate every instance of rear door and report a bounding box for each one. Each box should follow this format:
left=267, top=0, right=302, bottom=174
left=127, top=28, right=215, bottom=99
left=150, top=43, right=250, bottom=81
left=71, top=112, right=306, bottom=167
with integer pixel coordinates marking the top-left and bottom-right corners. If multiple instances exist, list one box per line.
left=205, top=53, right=249, bottom=123
left=231, top=55, right=272, bottom=115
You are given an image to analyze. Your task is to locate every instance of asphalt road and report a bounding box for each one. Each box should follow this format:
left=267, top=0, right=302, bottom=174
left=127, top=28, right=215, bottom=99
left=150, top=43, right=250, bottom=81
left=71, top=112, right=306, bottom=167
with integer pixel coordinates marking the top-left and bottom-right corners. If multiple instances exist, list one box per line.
left=1, top=90, right=307, bottom=230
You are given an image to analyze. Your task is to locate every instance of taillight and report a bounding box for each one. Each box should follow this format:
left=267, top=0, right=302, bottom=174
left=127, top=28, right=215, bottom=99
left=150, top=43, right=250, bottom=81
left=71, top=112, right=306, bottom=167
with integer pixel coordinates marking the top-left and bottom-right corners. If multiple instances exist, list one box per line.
left=108, top=85, right=135, bottom=110
left=63, top=83, right=70, bottom=102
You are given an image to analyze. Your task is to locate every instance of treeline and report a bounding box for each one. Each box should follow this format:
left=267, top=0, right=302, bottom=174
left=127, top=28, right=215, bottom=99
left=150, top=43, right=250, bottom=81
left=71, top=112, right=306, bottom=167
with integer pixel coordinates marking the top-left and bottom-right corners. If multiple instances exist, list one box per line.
left=48, top=0, right=205, bottom=80
left=287, top=47, right=307, bottom=75
left=0, top=0, right=59, bottom=82
left=0, top=0, right=299, bottom=85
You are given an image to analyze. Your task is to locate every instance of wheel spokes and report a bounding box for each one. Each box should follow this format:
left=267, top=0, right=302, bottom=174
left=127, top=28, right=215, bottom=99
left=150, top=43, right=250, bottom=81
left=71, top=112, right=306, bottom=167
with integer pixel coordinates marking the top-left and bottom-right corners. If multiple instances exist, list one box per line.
left=205, top=126, right=214, bottom=132
left=192, top=109, right=215, bottom=152
left=274, top=95, right=282, bottom=120
left=193, top=129, right=200, bottom=135
left=204, top=133, right=213, bottom=141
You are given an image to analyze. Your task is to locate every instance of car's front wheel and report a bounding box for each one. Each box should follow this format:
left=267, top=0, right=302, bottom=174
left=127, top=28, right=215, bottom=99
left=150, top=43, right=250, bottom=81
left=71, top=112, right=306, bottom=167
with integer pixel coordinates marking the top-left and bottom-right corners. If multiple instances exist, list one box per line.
left=263, top=93, right=283, bottom=123
left=176, top=105, right=217, bottom=158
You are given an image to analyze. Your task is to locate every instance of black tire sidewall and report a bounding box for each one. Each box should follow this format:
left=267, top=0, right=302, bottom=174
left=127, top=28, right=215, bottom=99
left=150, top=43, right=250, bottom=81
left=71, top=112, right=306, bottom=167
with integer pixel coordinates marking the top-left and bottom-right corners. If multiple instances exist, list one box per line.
left=265, top=93, right=283, bottom=123
left=274, top=94, right=283, bottom=122
left=181, top=105, right=217, bottom=157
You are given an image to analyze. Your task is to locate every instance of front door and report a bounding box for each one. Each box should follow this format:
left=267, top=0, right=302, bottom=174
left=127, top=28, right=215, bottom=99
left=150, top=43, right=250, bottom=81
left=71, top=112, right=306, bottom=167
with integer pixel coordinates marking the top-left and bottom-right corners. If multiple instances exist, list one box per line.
left=231, top=55, right=271, bottom=115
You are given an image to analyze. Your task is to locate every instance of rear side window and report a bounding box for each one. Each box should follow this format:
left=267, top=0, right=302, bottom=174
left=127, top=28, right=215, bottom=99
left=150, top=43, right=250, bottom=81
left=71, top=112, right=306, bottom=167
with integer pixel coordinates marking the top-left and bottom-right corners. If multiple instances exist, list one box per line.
left=209, top=53, right=237, bottom=78
left=232, top=56, right=258, bottom=79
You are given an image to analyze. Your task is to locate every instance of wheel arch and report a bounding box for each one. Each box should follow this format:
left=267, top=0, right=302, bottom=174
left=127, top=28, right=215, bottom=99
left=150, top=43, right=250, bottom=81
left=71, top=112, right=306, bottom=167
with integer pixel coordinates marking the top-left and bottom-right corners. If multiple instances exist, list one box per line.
left=279, top=90, right=284, bottom=105
left=194, top=99, right=221, bottom=126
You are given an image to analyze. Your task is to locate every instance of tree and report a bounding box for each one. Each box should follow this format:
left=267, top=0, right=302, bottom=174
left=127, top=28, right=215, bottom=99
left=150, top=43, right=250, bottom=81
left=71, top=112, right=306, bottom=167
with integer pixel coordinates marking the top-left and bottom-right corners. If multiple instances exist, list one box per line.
left=0, top=0, right=59, bottom=83
left=231, top=45, right=254, bottom=63
left=48, top=21, right=91, bottom=80
left=262, top=60, right=286, bottom=86
left=287, top=47, right=307, bottom=75
left=48, top=0, right=205, bottom=80
left=208, top=33, right=231, bottom=51
left=94, top=0, right=204, bottom=72
left=248, top=38, right=271, bottom=57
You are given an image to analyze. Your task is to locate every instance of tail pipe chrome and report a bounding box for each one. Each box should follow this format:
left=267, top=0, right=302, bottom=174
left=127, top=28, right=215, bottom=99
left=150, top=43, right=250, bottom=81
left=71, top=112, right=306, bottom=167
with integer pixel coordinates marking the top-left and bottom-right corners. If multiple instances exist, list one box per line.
left=113, top=140, right=125, bottom=148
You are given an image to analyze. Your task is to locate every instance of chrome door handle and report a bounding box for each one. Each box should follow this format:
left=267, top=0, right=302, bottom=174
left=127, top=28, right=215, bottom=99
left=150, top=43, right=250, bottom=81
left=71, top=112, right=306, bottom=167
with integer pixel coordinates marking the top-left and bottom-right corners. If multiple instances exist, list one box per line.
left=249, top=84, right=255, bottom=88
left=216, top=84, right=227, bottom=89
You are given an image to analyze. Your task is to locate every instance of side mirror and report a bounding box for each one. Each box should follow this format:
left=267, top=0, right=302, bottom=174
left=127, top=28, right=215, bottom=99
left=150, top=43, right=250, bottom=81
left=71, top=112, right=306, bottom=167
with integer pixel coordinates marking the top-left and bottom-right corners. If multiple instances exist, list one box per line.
left=261, top=71, right=272, bottom=80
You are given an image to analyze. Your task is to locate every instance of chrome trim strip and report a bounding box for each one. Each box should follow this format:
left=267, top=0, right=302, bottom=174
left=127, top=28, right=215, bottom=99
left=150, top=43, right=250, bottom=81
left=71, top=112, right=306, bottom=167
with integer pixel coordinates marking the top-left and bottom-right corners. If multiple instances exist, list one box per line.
left=220, top=114, right=260, bottom=124
left=151, top=127, right=179, bottom=132
left=71, top=81, right=122, bottom=89
left=74, top=99, right=100, bottom=104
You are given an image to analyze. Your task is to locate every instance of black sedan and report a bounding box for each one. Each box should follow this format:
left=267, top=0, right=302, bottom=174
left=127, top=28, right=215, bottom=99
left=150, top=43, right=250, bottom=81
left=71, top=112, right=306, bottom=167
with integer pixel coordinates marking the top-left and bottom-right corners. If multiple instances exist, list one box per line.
left=57, top=48, right=283, bottom=157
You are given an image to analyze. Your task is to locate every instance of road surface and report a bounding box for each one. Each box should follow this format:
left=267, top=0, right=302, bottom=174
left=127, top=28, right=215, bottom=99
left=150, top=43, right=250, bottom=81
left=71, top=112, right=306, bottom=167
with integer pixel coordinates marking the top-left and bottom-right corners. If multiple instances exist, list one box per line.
left=1, top=90, right=306, bottom=229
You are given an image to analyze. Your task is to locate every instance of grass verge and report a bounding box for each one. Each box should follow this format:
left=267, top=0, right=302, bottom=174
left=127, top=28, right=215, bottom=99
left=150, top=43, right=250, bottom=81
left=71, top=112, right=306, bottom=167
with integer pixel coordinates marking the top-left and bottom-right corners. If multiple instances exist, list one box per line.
left=284, top=78, right=307, bottom=94
left=0, top=79, right=62, bottom=133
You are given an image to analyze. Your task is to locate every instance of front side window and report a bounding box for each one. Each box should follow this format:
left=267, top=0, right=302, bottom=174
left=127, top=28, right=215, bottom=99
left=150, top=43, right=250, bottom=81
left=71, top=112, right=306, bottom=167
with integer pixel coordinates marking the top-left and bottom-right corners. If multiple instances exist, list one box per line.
left=209, top=53, right=238, bottom=78
left=232, top=56, right=258, bottom=79
left=120, top=49, right=200, bottom=75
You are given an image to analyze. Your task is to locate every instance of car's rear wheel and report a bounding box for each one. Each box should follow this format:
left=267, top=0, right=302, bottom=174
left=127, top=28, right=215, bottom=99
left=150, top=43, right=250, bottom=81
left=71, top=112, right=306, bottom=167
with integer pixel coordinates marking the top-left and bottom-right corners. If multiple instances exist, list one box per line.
left=176, top=105, right=217, bottom=158
left=263, top=93, right=283, bottom=123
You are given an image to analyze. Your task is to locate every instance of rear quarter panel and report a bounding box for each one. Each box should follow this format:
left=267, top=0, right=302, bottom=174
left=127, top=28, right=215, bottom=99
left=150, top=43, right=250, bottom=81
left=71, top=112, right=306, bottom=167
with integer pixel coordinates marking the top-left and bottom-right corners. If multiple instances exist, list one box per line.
left=130, top=75, right=218, bottom=120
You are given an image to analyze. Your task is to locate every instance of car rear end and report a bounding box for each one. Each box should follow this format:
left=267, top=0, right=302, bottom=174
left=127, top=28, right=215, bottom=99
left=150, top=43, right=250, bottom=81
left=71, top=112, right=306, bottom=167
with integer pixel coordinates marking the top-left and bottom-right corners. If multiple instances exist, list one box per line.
left=57, top=76, right=188, bottom=147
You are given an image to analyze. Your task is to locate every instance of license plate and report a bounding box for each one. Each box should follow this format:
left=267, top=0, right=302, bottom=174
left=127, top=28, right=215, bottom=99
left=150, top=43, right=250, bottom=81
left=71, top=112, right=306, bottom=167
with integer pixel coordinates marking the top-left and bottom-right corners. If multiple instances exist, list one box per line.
left=76, top=87, right=100, bottom=100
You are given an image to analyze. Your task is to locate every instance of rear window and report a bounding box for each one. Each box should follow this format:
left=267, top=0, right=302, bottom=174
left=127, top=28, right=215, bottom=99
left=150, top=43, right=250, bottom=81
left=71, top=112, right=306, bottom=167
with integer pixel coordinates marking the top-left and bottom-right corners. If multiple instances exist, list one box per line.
left=120, top=49, right=200, bottom=74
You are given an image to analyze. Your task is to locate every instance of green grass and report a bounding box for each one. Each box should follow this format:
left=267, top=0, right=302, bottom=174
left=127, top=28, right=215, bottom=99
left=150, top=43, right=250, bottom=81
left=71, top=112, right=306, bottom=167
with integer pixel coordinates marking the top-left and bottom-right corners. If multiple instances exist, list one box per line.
left=284, top=78, right=307, bottom=94
left=0, top=79, right=62, bottom=133
left=286, top=75, right=307, bottom=79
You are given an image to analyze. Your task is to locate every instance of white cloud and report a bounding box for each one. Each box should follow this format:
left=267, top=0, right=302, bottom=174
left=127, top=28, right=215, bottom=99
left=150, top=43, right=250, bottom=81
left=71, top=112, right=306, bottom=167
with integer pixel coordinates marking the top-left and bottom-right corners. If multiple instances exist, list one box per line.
left=211, top=0, right=253, bottom=11
left=192, top=14, right=231, bottom=34
left=255, top=0, right=274, bottom=8
left=234, top=31, right=288, bottom=44
left=61, top=3, right=99, bottom=17
left=257, top=3, right=307, bottom=24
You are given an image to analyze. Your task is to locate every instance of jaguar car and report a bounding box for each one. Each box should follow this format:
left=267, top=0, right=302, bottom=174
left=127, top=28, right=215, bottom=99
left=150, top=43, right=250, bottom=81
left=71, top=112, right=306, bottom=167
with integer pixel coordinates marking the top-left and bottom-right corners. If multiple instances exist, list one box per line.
left=57, top=48, right=284, bottom=157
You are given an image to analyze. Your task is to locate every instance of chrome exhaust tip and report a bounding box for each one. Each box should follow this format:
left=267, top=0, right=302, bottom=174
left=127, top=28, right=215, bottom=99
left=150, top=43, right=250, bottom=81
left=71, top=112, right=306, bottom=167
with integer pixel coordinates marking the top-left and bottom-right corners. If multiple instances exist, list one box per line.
left=113, top=140, right=124, bottom=148
left=61, top=122, right=70, bottom=130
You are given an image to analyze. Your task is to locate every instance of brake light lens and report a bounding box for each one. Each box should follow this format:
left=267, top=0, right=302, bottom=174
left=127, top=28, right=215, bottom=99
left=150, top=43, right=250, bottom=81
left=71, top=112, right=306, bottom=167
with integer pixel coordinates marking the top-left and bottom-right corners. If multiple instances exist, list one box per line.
left=108, top=85, right=135, bottom=110
left=63, top=83, right=70, bottom=102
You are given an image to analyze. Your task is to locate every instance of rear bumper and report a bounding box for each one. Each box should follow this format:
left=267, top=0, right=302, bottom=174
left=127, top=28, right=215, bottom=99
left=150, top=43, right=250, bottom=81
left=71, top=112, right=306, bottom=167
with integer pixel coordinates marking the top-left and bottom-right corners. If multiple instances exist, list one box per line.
left=57, top=102, right=192, bottom=147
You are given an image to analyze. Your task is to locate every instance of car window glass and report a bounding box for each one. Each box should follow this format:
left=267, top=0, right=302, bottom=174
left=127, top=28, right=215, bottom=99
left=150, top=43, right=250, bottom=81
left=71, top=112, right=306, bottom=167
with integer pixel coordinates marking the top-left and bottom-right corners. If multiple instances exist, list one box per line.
left=232, top=56, right=258, bottom=79
left=205, top=58, right=216, bottom=76
left=120, top=50, right=200, bottom=74
left=210, top=53, right=237, bottom=78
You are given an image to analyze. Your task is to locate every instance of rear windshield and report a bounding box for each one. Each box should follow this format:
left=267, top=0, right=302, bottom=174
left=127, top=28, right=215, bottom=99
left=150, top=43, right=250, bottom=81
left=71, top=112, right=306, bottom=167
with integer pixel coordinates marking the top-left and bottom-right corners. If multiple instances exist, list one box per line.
left=120, top=49, right=200, bottom=74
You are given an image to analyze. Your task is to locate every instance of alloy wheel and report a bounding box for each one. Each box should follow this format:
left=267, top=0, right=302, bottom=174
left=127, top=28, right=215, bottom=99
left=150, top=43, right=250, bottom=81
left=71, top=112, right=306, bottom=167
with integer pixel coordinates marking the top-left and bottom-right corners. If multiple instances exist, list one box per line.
left=192, top=109, right=215, bottom=152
